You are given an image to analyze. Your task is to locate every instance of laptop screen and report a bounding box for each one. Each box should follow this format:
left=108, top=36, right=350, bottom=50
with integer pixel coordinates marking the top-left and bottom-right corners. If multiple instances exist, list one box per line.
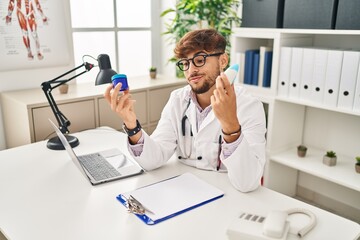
left=48, top=119, right=90, bottom=180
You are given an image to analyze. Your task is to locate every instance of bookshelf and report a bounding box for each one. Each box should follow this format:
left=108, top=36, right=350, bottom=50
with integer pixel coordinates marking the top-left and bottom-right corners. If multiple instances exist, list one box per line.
left=231, top=28, right=360, bottom=220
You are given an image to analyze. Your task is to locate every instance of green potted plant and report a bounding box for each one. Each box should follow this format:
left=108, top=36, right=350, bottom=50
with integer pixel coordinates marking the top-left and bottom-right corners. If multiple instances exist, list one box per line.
left=355, top=156, right=360, bottom=174
left=149, top=67, right=157, bottom=79
left=323, top=150, right=337, bottom=166
left=297, top=145, right=307, bottom=158
left=161, top=0, right=242, bottom=77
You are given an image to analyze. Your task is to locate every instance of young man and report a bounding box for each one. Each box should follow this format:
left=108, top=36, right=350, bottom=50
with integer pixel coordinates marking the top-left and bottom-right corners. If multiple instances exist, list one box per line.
left=104, top=29, right=266, bottom=192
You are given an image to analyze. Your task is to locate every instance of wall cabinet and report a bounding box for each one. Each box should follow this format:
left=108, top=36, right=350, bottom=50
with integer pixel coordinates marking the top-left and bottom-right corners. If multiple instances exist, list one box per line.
left=1, top=75, right=186, bottom=148
left=231, top=28, right=360, bottom=220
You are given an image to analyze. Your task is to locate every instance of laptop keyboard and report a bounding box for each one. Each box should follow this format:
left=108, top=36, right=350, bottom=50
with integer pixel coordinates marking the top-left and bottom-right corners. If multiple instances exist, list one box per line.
left=78, top=153, right=121, bottom=181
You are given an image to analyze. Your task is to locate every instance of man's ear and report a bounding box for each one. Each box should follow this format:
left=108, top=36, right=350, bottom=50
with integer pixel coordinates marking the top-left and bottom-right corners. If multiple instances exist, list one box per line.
left=220, top=53, right=229, bottom=70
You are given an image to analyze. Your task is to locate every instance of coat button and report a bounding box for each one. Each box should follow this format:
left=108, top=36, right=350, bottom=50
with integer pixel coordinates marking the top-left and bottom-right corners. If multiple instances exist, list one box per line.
left=197, top=156, right=202, bottom=160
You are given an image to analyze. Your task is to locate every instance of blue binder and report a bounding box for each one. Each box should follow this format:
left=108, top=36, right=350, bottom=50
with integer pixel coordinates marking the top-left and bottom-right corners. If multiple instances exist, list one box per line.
left=116, top=173, right=224, bottom=225
left=262, top=51, right=273, bottom=87
left=244, top=49, right=260, bottom=85
left=252, top=52, right=260, bottom=86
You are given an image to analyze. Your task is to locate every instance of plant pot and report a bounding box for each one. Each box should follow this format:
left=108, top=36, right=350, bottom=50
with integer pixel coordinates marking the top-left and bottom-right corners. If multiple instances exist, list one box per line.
left=355, top=163, right=360, bottom=173
left=297, top=149, right=307, bottom=157
left=297, top=145, right=307, bottom=157
left=323, top=156, right=337, bottom=166
left=150, top=71, right=157, bottom=79
left=59, top=84, right=69, bottom=94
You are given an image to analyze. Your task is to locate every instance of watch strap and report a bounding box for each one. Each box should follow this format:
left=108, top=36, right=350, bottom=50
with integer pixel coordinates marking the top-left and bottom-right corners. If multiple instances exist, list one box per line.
left=123, top=120, right=142, bottom=137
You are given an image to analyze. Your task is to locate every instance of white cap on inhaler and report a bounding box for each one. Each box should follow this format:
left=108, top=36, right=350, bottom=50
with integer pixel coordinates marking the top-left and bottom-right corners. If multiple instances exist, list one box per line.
left=224, top=64, right=239, bottom=85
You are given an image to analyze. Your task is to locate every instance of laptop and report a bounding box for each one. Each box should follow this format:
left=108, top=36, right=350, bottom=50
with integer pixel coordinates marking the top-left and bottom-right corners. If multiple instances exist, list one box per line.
left=49, top=119, right=144, bottom=185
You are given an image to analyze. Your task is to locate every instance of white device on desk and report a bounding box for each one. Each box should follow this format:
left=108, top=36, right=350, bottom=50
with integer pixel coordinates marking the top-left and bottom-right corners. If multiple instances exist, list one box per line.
left=227, top=208, right=316, bottom=240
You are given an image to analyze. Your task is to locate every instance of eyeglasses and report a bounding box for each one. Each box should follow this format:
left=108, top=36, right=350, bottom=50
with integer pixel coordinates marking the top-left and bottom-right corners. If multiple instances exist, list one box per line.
left=176, top=52, right=224, bottom=71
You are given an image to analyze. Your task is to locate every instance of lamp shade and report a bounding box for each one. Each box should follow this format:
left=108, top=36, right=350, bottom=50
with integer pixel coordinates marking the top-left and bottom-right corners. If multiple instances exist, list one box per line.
left=95, top=54, right=117, bottom=85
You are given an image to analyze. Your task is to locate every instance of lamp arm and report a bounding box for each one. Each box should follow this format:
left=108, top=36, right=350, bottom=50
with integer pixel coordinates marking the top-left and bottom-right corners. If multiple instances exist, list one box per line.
left=41, top=62, right=94, bottom=134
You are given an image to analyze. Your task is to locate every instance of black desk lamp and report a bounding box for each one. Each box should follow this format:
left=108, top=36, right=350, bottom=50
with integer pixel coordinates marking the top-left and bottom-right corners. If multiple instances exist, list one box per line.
left=41, top=54, right=117, bottom=150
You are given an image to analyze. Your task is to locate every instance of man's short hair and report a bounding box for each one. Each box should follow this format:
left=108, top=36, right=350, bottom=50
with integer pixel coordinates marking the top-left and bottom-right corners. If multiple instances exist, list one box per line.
left=174, top=29, right=226, bottom=59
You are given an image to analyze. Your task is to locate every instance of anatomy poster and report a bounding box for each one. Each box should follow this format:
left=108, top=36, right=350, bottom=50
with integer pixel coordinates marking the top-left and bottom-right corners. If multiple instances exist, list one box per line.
left=0, top=0, right=70, bottom=71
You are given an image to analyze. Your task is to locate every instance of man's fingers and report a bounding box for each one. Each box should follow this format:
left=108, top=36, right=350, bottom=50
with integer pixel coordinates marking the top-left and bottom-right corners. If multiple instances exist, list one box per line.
left=104, top=84, right=113, bottom=104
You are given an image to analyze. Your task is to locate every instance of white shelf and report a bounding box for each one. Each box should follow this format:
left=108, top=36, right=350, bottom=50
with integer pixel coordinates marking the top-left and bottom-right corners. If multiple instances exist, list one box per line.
left=276, top=96, right=360, bottom=117
left=271, top=147, right=360, bottom=192
left=236, top=83, right=274, bottom=104
left=231, top=27, right=360, bottom=218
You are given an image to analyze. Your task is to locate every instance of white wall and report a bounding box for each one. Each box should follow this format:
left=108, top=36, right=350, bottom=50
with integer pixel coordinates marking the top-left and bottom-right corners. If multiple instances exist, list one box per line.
left=0, top=0, right=74, bottom=150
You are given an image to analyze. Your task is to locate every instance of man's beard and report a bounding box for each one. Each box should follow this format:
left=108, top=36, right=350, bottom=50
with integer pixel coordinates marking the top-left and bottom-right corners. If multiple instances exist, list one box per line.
left=190, top=70, right=220, bottom=94
left=191, top=80, right=213, bottom=94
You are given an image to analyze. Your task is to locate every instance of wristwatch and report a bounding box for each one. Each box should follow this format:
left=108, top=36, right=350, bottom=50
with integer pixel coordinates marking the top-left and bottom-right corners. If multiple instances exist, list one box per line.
left=122, top=120, right=142, bottom=137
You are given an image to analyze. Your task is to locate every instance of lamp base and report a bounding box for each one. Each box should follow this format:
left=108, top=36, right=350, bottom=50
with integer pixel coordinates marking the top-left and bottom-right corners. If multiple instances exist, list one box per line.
left=47, top=135, right=79, bottom=150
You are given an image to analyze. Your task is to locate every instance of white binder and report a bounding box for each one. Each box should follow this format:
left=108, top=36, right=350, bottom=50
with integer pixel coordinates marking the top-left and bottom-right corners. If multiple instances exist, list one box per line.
left=337, top=51, right=360, bottom=110
left=299, top=48, right=315, bottom=101
left=277, top=47, right=292, bottom=97
left=311, top=49, right=328, bottom=103
left=258, top=46, right=273, bottom=87
left=288, top=47, right=303, bottom=99
left=353, top=66, right=360, bottom=112
left=323, top=50, right=343, bottom=107
left=235, top=52, right=245, bottom=84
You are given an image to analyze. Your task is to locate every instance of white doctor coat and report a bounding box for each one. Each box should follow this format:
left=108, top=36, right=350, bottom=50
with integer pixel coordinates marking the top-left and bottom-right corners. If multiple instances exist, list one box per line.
left=129, top=85, right=267, bottom=192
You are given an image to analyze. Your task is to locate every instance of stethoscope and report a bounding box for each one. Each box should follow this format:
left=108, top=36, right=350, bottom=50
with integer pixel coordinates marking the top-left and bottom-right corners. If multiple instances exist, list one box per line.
left=178, top=97, right=223, bottom=170
left=179, top=98, right=195, bottom=159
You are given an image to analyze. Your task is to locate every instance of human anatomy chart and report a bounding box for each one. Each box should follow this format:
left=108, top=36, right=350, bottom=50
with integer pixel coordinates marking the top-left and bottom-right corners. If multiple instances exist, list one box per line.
left=0, top=0, right=70, bottom=71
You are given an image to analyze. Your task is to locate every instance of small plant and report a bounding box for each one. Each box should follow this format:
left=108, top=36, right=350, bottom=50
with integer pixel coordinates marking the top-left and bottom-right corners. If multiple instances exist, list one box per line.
left=323, top=150, right=337, bottom=166
left=326, top=151, right=336, bottom=158
left=149, top=67, right=157, bottom=79
left=355, top=156, right=360, bottom=173
left=297, top=145, right=307, bottom=158
left=298, top=145, right=307, bottom=151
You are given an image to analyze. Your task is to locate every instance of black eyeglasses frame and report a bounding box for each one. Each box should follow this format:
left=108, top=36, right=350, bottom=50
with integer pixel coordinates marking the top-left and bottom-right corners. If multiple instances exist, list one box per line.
left=176, top=52, right=224, bottom=71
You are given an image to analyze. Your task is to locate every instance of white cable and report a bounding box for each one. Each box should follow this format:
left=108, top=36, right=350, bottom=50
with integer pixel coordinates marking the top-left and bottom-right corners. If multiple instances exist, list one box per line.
left=286, top=208, right=317, bottom=237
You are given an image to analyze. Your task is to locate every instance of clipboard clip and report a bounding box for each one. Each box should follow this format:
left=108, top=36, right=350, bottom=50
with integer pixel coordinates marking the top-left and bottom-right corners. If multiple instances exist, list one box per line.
left=125, top=195, right=154, bottom=215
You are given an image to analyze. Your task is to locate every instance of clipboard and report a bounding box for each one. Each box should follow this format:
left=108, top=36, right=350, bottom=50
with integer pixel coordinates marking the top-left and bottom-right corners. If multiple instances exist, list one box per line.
left=116, top=172, right=224, bottom=225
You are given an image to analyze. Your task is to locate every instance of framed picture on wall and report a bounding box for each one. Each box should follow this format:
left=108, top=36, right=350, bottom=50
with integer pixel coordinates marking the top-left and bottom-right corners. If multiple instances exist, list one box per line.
left=0, top=0, right=70, bottom=71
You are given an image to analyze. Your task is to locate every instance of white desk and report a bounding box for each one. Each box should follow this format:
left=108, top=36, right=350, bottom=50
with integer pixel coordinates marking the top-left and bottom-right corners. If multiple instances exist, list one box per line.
left=0, top=128, right=359, bottom=240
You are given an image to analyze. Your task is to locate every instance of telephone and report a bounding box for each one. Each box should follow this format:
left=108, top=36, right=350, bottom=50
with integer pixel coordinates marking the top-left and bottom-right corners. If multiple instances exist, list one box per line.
left=227, top=208, right=317, bottom=240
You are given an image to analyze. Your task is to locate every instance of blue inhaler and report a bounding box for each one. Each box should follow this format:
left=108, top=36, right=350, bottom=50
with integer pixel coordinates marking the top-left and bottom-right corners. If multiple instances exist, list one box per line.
left=111, top=74, right=129, bottom=91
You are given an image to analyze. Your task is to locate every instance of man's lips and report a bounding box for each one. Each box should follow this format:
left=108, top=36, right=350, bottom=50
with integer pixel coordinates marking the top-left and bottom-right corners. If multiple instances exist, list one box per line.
left=188, top=75, right=203, bottom=83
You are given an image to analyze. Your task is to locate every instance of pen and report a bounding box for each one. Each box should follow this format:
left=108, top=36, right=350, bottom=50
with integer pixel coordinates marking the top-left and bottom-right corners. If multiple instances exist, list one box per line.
left=217, top=135, right=222, bottom=171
